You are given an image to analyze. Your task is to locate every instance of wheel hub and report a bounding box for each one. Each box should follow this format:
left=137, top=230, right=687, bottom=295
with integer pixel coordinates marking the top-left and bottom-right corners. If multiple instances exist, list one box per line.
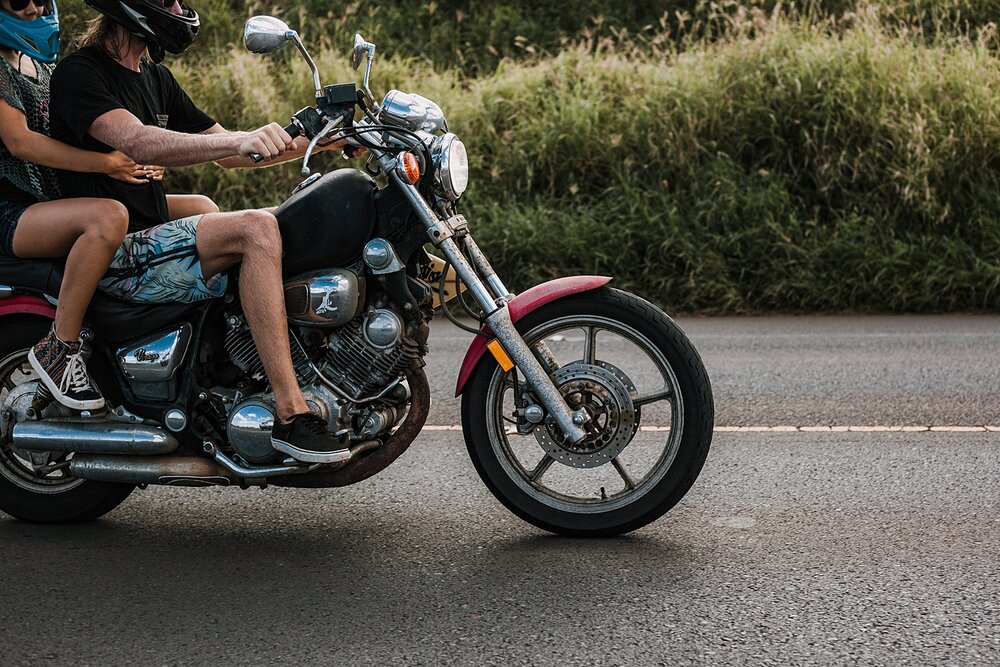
left=533, top=361, right=638, bottom=469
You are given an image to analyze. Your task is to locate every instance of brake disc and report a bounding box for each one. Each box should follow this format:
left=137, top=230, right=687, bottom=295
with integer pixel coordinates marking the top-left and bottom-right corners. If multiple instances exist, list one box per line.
left=533, top=361, right=638, bottom=469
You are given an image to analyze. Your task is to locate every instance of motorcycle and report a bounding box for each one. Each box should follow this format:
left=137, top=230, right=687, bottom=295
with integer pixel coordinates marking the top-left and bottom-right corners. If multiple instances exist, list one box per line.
left=0, top=18, right=714, bottom=536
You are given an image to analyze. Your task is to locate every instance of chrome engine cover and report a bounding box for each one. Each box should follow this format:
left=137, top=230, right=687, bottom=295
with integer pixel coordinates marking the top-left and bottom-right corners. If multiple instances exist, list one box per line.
left=226, top=384, right=352, bottom=463
left=284, top=270, right=363, bottom=327
left=226, top=396, right=276, bottom=463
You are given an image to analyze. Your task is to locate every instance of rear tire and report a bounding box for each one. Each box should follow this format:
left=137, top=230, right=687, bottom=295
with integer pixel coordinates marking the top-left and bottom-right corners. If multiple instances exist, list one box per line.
left=0, top=317, right=134, bottom=523
left=462, top=287, right=713, bottom=536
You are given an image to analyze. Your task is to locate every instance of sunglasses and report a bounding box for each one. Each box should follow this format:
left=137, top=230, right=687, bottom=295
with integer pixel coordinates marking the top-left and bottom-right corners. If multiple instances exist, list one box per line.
left=8, top=0, right=48, bottom=11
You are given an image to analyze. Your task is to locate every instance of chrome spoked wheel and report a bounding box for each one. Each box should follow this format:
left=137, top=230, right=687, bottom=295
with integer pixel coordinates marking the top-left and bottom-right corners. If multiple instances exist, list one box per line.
left=0, top=349, right=83, bottom=494
left=485, top=315, right=684, bottom=513
left=462, top=287, right=714, bottom=536
left=0, top=317, right=134, bottom=523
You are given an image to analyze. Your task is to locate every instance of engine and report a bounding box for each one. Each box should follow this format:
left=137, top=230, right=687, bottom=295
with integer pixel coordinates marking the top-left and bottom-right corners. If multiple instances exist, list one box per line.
left=220, top=307, right=426, bottom=463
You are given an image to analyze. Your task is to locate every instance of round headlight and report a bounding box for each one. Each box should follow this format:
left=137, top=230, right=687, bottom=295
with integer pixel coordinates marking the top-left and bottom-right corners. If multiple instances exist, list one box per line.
left=432, top=133, right=469, bottom=201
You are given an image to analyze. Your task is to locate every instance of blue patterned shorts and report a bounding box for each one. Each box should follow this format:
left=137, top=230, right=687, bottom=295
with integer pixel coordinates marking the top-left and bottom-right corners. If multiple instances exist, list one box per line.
left=98, top=215, right=228, bottom=304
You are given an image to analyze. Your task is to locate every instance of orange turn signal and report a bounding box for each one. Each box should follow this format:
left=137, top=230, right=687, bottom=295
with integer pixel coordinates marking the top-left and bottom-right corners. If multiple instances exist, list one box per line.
left=401, top=152, right=421, bottom=184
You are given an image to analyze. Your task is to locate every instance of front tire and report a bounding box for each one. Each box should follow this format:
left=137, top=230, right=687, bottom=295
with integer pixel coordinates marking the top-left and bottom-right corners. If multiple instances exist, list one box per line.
left=0, top=317, right=134, bottom=523
left=462, top=287, right=713, bottom=536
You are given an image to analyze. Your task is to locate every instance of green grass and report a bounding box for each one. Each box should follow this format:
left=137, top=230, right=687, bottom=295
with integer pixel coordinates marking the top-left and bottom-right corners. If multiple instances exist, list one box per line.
left=51, top=2, right=1000, bottom=312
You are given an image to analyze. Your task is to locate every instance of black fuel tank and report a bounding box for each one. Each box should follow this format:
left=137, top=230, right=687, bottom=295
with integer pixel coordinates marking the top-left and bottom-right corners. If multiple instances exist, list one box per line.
left=275, top=169, right=377, bottom=276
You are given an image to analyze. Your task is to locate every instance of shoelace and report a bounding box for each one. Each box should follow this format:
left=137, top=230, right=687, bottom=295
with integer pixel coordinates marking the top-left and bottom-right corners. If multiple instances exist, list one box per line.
left=60, top=352, right=95, bottom=395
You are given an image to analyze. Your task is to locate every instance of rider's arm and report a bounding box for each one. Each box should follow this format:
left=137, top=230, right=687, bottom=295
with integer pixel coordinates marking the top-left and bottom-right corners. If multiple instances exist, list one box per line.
left=0, top=99, right=138, bottom=178
left=87, top=109, right=249, bottom=167
left=204, top=124, right=353, bottom=170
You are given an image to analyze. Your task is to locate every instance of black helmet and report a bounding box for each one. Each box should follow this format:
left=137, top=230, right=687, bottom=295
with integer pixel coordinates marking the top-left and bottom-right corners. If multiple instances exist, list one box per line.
left=84, top=0, right=199, bottom=62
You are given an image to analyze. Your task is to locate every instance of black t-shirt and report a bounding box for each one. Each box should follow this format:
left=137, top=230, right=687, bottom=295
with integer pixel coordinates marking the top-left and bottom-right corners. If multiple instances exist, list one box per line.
left=49, top=47, right=216, bottom=233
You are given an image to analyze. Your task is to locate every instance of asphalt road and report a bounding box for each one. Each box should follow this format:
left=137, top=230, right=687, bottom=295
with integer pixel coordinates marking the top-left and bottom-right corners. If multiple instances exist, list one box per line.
left=1, top=315, right=998, bottom=666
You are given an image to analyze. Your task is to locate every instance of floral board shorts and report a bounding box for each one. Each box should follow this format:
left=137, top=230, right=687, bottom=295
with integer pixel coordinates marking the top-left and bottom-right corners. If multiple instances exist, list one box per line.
left=98, top=215, right=228, bottom=304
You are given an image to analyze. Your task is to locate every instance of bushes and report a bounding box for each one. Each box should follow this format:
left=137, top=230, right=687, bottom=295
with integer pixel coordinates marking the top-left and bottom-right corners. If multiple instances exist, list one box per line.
left=50, top=2, right=1000, bottom=311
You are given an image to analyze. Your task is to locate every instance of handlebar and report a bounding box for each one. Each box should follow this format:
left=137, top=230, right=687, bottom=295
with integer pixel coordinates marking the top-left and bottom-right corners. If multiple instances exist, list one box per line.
left=248, top=121, right=301, bottom=164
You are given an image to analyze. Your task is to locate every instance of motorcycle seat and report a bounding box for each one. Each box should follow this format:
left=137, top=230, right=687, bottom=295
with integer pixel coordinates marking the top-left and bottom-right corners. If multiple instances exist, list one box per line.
left=0, top=255, right=205, bottom=344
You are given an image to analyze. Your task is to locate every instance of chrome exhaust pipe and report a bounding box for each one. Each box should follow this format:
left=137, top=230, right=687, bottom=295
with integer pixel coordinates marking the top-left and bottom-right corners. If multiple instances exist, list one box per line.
left=12, top=420, right=178, bottom=455
left=70, top=454, right=239, bottom=487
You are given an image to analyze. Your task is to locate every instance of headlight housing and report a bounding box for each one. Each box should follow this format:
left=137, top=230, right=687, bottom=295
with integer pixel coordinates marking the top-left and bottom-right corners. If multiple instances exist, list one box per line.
left=431, top=133, right=469, bottom=201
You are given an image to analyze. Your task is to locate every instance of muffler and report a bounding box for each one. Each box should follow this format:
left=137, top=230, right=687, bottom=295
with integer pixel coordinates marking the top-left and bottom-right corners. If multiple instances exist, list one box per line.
left=12, top=420, right=178, bottom=455
left=70, top=454, right=237, bottom=487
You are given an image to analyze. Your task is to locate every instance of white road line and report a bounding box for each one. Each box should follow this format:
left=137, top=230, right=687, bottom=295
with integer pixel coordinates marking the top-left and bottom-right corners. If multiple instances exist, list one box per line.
left=421, top=425, right=1000, bottom=433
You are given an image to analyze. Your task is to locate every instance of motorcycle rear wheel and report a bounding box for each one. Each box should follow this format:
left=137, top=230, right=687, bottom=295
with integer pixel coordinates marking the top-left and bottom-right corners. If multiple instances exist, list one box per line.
left=0, top=318, right=134, bottom=523
left=462, top=287, right=713, bottom=536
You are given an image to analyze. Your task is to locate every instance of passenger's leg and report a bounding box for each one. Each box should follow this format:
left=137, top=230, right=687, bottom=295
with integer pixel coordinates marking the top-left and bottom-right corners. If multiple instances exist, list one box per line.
left=13, top=198, right=128, bottom=410
left=13, top=198, right=129, bottom=341
left=166, top=194, right=219, bottom=220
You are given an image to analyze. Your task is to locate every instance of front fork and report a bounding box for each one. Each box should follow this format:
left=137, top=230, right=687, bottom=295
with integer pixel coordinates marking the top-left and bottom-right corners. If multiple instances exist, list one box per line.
left=389, top=171, right=589, bottom=444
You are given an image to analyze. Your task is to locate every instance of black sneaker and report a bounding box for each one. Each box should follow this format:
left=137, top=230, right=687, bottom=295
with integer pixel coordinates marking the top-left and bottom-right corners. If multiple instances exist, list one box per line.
left=270, top=412, right=351, bottom=464
left=28, top=325, right=105, bottom=411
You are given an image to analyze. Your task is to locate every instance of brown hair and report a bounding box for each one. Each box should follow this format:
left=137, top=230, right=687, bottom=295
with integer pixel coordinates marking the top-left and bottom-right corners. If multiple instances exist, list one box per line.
left=76, top=15, right=148, bottom=61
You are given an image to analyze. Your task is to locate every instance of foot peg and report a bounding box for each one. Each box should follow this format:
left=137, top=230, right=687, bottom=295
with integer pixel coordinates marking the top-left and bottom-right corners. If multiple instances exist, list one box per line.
left=30, top=383, right=54, bottom=414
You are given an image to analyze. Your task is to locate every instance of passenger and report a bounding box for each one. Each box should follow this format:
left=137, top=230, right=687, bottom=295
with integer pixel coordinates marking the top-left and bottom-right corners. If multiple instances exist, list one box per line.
left=0, top=0, right=144, bottom=410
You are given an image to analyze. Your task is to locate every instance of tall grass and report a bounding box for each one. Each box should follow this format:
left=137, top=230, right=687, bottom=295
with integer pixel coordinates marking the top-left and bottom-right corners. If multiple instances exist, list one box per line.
left=54, top=2, right=1000, bottom=311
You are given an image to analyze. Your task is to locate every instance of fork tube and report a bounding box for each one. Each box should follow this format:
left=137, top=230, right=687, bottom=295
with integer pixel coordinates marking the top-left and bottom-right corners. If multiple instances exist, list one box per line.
left=461, top=235, right=512, bottom=300
left=390, top=173, right=587, bottom=443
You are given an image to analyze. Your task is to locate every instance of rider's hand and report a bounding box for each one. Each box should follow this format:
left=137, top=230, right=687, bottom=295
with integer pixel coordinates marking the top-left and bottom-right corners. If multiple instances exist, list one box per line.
left=238, top=122, right=295, bottom=161
left=318, top=132, right=367, bottom=159
left=103, top=151, right=146, bottom=184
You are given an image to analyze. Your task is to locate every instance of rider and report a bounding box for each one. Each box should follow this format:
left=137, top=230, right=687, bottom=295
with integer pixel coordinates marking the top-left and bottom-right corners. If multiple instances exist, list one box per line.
left=47, top=0, right=353, bottom=464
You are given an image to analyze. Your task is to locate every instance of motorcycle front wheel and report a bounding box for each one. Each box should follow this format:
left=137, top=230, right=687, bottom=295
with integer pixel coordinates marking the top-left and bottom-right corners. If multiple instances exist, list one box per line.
left=462, top=287, right=713, bottom=536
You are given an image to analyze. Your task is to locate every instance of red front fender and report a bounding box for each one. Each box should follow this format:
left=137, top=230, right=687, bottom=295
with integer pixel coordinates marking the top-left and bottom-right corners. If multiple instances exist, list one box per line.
left=454, top=275, right=612, bottom=396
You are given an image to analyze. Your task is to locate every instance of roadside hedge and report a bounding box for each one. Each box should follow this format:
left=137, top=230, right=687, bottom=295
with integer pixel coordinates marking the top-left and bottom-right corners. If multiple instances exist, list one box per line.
left=53, top=3, right=1000, bottom=311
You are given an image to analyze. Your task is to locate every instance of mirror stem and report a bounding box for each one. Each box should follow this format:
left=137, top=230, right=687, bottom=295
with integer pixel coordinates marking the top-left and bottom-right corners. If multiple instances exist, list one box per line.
left=290, top=32, right=323, bottom=97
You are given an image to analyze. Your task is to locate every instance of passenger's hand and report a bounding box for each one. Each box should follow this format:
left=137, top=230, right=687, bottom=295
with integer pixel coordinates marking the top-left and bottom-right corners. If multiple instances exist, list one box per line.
left=238, top=122, right=294, bottom=161
left=139, top=165, right=165, bottom=181
left=104, top=151, right=146, bottom=184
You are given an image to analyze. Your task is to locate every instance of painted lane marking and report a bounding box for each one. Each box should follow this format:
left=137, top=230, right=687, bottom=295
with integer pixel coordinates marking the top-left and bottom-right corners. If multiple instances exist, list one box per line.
left=421, top=425, right=1000, bottom=433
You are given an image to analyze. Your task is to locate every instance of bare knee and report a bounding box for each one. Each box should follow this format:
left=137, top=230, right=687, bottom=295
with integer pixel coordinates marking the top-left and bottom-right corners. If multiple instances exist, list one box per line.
left=234, top=210, right=281, bottom=255
left=84, top=200, right=128, bottom=246
left=199, top=196, right=221, bottom=215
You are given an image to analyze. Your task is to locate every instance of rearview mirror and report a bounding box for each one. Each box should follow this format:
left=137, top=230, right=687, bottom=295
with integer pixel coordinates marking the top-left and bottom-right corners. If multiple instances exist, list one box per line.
left=352, top=33, right=369, bottom=70
left=244, top=16, right=293, bottom=54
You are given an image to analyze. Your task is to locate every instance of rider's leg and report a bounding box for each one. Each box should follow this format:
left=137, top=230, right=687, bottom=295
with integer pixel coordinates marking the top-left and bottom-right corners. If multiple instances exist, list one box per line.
left=166, top=194, right=219, bottom=221
left=12, top=198, right=128, bottom=410
left=194, top=209, right=309, bottom=420
left=195, top=209, right=349, bottom=463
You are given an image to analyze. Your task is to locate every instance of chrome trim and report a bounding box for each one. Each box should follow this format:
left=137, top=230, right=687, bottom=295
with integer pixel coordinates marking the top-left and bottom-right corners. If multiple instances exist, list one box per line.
left=284, top=270, right=360, bottom=327
left=380, top=90, right=428, bottom=131
left=204, top=441, right=318, bottom=478
left=12, top=421, right=179, bottom=455
left=0, top=285, right=12, bottom=298
left=363, top=238, right=405, bottom=274
left=117, top=324, right=192, bottom=382
left=430, top=133, right=469, bottom=201
left=164, top=409, right=187, bottom=432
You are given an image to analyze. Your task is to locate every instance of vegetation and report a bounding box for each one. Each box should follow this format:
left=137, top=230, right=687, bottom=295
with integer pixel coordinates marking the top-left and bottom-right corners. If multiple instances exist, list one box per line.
left=53, top=1, right=1000, bottom=311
